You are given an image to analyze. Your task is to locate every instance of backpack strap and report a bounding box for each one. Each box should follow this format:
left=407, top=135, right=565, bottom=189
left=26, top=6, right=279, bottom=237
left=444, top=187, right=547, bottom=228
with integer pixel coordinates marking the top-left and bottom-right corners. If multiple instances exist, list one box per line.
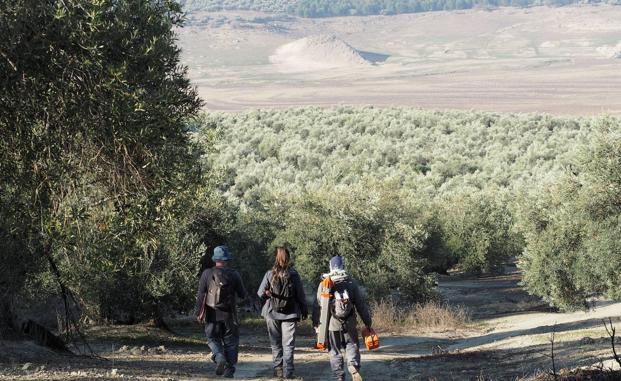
left=330, top=282, right=355, bottom=324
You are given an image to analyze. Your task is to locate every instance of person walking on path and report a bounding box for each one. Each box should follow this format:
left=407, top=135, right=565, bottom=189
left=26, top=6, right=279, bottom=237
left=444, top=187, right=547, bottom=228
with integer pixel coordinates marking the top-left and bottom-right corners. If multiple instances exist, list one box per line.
left=312, top=256, right=373, bottom=381
left=195, top=245, right=247, bottom=378
left=257, top=246, right=309, bottom=379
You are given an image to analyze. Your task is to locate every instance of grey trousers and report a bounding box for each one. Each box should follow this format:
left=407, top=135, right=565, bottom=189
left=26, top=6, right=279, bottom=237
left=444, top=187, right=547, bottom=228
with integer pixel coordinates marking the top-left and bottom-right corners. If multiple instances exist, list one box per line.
left=266, top=318, right=297, bottom=376
left=329, top=329, right=361, bottom=381
left=205, top=319, right=240, bottom=376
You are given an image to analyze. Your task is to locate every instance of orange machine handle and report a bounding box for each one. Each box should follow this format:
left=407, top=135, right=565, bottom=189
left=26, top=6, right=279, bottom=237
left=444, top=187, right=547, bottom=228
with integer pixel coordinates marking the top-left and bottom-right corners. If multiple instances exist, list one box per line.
left=316, top=277, right=334, bottom=351
left=321, top=277, right=334, bottom=290
left=320, top=277, right=333, bottom=298
left=362, top=328, right=380, bottom=351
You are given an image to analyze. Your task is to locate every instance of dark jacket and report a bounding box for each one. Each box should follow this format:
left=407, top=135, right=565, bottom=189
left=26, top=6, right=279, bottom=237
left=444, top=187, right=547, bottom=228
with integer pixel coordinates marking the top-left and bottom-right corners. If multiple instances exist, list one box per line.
left=257, top=268, right=308, bottom=321
left=195, top=266, right=246, bottom=322
left=312, top=276, right=372, bottom=331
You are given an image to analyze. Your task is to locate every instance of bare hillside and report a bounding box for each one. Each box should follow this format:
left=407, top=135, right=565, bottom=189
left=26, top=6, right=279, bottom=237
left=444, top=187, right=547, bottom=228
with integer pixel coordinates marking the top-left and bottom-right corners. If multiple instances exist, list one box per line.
left=178, top=5, right=621, bottom=115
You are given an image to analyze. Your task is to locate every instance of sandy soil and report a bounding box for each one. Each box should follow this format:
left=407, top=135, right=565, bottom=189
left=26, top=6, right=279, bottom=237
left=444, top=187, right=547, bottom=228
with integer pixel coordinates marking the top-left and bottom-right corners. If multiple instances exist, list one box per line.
left=269, top=35, right=371, bottom=72
left=177, top=5, right=621, bottom=115
left=3, top=265, right=621, bottom=380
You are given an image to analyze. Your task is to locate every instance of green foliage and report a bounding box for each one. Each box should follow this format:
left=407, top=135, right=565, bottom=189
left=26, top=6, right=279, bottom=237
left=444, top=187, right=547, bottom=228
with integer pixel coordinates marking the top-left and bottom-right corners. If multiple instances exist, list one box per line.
left=516, top=117, right=621, bottom=310
left=290, top=0, right=621, bottom=17
left=196, top=107, right=600, bottom=301
left=180, top=0, right=620, bottom=18
left=205, top=108, right=587, bottom=204
left=225, top=199, right=281, bottom=293
left=271, top=185, right=437, bottom=302
left=438, top=188, right=523, bottom=273
left=180, top=0, right=296, bottom=12
left=0, top=0, right=205, bottom=323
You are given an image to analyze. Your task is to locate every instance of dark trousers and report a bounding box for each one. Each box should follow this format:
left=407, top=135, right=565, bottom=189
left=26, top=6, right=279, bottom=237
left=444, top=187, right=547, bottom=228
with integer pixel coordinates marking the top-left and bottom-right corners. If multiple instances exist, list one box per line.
left=329, top=329, right=361, bottom=381
left=205, top=319, right=240, bottom=375
left=266, top=318, right=297, bottom=376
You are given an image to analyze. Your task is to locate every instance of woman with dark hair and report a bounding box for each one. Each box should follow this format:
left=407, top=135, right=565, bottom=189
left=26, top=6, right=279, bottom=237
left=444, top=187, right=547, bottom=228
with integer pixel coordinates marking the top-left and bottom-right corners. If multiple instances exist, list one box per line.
left=257, top=246, right=308, bottom=379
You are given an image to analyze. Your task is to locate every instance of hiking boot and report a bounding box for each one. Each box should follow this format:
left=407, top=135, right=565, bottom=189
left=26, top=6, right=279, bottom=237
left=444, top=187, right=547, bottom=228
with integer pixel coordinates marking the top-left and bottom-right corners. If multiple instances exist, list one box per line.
left=273, top=367, right=283, bottom=378
left=223, top=369, right=235, bottom=378
left=224, top=364, right=235, bottom=378
left=214, top=353, right=226, bottom=376
left=348, top=365, right=363, bottom=381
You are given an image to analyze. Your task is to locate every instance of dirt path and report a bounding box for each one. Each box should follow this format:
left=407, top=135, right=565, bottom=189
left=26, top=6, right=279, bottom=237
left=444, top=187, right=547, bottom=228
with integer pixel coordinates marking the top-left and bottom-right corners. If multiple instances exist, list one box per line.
left=3, top=268, right=621, bottom=380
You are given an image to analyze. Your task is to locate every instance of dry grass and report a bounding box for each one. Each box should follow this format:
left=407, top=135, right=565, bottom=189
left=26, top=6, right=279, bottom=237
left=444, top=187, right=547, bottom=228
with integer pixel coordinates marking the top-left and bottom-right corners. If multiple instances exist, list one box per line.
left=371, top=299, right=470, bottom=334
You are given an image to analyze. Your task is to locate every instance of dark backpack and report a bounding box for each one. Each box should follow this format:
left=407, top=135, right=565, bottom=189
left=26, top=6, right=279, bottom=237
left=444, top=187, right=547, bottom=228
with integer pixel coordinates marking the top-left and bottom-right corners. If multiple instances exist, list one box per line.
left=206, top=268, right=235, bottom=311
left=270, top=270, right=295, bottom=314
left=330, top=281, right=354, bottom=321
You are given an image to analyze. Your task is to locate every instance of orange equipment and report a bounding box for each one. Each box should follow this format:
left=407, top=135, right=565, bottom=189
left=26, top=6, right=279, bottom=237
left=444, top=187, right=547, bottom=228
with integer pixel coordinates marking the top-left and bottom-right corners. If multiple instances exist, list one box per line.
left=315, top=276, right=334, bottom=351
left=361, top=327, right=380, bottom=351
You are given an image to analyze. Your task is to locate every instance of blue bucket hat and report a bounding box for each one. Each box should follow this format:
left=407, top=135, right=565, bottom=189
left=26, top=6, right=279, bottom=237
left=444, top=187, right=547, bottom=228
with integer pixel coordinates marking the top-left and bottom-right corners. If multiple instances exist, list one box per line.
left=329, top=255, right=344, bottom=272
left=212, top=245, right=232, bottom=262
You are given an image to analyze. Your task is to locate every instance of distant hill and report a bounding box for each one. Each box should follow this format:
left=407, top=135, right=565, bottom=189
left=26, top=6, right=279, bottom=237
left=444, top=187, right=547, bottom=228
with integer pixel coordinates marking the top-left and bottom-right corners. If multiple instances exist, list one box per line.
left=180, top=0, right=621, bottom=18
left=179, top=0, right=295, bottom=13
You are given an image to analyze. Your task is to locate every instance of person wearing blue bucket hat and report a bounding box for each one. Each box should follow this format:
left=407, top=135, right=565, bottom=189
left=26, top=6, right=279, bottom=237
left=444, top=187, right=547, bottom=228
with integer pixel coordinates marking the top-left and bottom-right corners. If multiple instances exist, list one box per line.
left=195, top=245, right=246, bottom=378
left=212, top=245, right=232, bottom=262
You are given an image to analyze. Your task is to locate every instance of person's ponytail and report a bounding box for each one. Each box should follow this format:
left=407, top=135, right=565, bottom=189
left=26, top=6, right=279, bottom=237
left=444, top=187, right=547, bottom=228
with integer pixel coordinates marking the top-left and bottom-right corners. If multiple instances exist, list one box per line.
left=271, top=246, right=291, bottom=278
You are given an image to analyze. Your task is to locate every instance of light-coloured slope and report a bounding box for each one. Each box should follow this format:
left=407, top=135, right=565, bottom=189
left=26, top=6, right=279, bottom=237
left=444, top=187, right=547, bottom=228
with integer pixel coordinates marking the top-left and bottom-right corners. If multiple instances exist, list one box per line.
left=269, top=34, right=371, bottom=72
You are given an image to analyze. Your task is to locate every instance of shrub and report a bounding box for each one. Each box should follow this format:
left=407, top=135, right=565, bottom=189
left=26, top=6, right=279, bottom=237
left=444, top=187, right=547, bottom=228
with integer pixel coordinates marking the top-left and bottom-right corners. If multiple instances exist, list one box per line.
left=439, top=188, right=523, bottom=273
left=516, top=117, right=621, bottom=310
left=271, top=183, right=439, bottom=303
left=371, top=299, right=470, bottom=333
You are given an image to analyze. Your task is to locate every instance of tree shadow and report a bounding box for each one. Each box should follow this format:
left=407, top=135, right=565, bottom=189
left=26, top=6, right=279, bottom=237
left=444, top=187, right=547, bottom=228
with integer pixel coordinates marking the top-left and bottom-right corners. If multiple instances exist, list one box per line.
left=396, top=337, right=614, bottom=381
left=451, top=316, right=621, bottom=351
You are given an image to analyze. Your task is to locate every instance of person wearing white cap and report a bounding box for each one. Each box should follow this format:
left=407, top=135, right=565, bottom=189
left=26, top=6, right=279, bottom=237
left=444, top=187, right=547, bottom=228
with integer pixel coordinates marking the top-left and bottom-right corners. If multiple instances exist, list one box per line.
left=312, top=256, right=373, bottom=381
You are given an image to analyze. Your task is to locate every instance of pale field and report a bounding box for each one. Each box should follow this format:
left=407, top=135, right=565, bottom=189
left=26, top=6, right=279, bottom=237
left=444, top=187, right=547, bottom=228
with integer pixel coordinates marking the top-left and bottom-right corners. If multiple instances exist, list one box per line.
left=177, top=5, right=621, bottom=115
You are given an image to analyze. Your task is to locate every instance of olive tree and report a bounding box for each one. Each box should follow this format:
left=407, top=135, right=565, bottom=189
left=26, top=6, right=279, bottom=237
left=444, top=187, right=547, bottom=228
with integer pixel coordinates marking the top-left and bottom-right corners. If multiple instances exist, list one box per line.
left=517, top=118, right=621, bottom=310
left=0, top=0, right=203, bottom=327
